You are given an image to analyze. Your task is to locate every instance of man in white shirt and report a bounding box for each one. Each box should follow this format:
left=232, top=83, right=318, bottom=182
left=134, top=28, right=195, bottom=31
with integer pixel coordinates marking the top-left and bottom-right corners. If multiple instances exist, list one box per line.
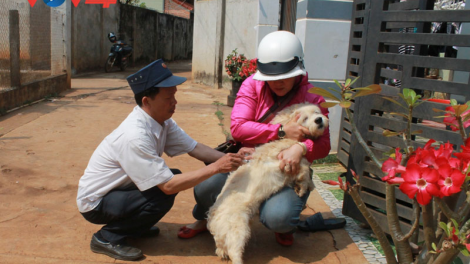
left=77, top=59, right=251, bottom=261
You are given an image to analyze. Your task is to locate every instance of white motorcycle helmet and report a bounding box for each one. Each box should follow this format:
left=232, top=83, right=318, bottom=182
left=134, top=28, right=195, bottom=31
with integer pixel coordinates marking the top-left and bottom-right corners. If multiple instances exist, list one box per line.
left=253, top=31, right=306, bottom=81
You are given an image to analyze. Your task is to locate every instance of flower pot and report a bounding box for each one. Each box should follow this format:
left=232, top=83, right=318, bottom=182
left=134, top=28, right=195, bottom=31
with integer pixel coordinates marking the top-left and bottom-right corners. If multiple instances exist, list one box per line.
left=227, top=79, right=243, bottom=107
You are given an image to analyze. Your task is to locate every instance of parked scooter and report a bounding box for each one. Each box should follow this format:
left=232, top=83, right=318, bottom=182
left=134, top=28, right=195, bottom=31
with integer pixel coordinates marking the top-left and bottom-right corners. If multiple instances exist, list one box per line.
left=105, top=32, right=133, bottom=72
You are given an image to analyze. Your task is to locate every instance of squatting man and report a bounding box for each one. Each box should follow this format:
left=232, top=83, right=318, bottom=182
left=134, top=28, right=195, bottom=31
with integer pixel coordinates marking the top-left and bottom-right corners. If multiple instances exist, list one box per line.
left=76, top=59, right=254, bottom=261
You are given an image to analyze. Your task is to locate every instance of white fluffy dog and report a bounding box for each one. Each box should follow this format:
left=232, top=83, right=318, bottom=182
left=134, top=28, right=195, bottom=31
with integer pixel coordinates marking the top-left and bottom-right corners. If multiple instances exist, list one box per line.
left=207, top=103, right=329, bottom=264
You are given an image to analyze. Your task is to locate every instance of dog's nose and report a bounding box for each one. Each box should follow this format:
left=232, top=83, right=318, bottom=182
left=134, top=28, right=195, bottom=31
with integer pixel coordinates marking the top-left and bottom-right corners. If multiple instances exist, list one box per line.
left=315, top=117, right=323, bottom=124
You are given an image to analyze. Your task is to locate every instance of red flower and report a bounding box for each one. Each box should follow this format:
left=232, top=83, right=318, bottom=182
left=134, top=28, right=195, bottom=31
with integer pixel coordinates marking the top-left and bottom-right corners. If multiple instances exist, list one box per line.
left=437, top=164, right=465, bottom=197
left=322, top=180, right=340, bottom=186
left=443, top=106, right=470, bottom=131
left=382, top=148, right=406, bottom=182
left=399, top=164, right=440, bottom=205
left=467, top=234, right=470, bottom=251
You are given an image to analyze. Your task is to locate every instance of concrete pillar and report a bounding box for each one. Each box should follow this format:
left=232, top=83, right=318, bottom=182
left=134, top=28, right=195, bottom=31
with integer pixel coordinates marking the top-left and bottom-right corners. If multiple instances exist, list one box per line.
left=64, top=0, right=72, bottom=89
left=214, top=0, right=226, bottom=89
left=255, top=0, right=280, bottom=54
left=30, top=2, right=51, bottom=71
left=9, top=10, right=20, bottom=88
left=295, top=0, right=353, bottom=154
left=132, top=9, right=136, bottom=67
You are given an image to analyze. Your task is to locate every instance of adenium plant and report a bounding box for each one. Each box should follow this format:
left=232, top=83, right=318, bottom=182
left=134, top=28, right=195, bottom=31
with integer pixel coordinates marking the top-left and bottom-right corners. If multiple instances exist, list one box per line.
left=224, top=49, right=257, bottom=82
left=310, top=79, right=470, bottom=264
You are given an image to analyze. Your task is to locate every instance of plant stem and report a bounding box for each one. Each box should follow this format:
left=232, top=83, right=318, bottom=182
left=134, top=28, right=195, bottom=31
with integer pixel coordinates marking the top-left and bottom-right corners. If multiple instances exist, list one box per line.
left=348, top=186, right=398, bottom=264
left=432, top=248, right=459, bottom=264
left=400, top=199, right=421, bottom=241
left=434, top=197, right=459, bottom=221
left=386, top=184, right=414, bottom=263
left=461, top=218, right=470, bottom=234
left=405, top=106, right=413, bottom=153
left=422, top=203, right=438, bottom=251
left=457, top=116, right=467, bottom=142
left=345, top=109, right=382, bottom=170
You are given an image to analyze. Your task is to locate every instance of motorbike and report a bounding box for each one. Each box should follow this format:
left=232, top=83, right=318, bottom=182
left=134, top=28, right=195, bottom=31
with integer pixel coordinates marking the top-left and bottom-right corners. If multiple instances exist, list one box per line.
left=105, top=32, right=133, bottom=72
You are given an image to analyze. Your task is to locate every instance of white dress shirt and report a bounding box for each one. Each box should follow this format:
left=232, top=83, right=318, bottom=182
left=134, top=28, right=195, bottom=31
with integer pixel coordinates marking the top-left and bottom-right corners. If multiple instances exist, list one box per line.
left=76, top=106, right=197, bottom=213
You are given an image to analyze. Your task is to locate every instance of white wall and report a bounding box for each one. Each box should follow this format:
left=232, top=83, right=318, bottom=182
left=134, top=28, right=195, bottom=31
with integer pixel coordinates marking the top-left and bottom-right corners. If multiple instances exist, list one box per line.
left=192, top=0, right=259, bottom=88
left=296, top=0, right=353, bottom=154
left=192, top=0, right=219, bottom=86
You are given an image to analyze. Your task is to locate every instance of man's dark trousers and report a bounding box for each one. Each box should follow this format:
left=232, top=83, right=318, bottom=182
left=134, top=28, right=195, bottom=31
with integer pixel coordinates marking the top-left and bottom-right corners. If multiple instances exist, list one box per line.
left=81, top=169, right=181, bottom=243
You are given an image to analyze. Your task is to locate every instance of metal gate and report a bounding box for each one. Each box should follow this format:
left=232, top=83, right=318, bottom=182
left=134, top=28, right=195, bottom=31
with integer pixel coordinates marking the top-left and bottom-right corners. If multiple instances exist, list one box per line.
left=339, top=0, right=470, bottom=235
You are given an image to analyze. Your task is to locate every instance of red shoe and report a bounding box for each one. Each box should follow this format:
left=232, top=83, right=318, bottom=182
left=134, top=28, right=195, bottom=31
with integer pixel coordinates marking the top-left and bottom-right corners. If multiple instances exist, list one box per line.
left=177, top=225, right=208, bottom=239
left=275, top=232, right=294, bottom=246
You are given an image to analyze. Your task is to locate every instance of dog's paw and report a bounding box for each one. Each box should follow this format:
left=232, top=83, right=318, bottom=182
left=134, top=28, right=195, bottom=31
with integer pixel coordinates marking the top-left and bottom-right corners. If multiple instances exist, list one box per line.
left=216, top=248, right=229, bottom=260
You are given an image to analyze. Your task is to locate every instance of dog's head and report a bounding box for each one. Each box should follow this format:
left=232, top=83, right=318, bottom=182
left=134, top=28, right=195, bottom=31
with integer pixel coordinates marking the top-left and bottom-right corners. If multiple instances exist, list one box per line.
left=293, top=104, right=329, bottom=138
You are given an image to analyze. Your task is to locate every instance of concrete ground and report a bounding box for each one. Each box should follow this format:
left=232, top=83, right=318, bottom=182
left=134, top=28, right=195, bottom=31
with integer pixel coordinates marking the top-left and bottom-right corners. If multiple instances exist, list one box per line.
left=0, top=61, right=368, bottom=263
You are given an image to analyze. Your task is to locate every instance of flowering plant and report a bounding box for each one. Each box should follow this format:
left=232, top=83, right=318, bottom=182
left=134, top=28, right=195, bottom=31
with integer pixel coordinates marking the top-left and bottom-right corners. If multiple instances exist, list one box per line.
left=310, top=80, right=470, bottom=264
left=225, top=49, right=257, bottom=82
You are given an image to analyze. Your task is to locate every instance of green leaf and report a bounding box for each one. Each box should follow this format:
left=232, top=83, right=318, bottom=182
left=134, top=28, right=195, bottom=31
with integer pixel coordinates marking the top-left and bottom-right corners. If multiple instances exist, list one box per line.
left=383, top=130, right=400, bottom=137
left=414, top=100, right=426, bottom=108
left=454, top=105, right=468, bottom=117
left=320, top=101, right=339, bottom=108
left=461, top=248, right=470, bottom=257
left=308, top=87, right=341, bottom=101
left=334, top=80, right=342, bottom=89
left=452, top=256, right=464, bottom=264
left=403, top=88, right=416, bottom=101
left=352, top=84, right=381, bottom=98
left=398, top=93, right=406, bottom=102
left=390, top=112, right=410, bottom=120
left=328, top=87, right=340, bottom=94
left=451, top=218, right=459, bottom=230
left=432, top=108, right=446, bottom=113
left=463, top=114, right=470, bottom=122
left=383, top=97, right=407, bottom=110
left=349, top=77, right=360, bottom=87
left=432, top=242, right=437, bottom=251
left=351, top=87, right=372, bottom=91
left=344, top=93, right=353, bottom=99
left=345, top=78, right=351, bottom=87
left=451, top=99, right=458, bottom=106
left=439, top=222, right=450, bottom=237
left=429, top=250, right=437, bottom=254
left=339, top=101, right=352, bottom=108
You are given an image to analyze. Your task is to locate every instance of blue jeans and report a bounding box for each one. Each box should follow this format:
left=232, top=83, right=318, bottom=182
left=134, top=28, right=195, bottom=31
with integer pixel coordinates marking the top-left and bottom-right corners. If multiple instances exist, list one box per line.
left=192, top=172, right=310, bottom=233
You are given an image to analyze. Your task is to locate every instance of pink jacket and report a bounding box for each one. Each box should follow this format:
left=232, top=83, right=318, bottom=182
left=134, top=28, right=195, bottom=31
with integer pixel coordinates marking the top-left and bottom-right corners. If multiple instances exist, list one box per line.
left=230, top=74, right=331, bottom=162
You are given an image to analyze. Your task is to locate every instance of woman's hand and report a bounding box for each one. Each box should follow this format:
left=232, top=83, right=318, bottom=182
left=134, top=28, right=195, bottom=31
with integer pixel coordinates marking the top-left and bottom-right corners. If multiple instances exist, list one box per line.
left=278, top=143, right=304, bottom=175
left=283, top=115, right=311, bottom=141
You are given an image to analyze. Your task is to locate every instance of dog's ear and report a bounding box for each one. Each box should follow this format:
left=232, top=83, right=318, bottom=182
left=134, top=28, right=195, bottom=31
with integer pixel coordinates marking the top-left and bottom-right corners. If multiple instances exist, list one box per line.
left=291, top=108, right=303, bottom=119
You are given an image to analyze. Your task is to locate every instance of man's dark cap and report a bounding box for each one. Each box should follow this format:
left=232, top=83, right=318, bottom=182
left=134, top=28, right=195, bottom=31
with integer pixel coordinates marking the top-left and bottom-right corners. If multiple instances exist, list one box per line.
left=126, top=59, right=186, bottom=94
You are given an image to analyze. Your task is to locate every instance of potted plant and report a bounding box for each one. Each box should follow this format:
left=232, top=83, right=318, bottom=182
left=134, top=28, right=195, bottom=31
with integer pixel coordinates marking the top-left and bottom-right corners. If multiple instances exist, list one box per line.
left=225, top=49, right=257, bottom=106
left=311, top=80, right=470, bottom=263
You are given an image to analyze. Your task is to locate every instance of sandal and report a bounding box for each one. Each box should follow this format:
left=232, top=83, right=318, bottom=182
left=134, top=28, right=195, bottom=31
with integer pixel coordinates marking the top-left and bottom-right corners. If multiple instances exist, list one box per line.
left=275, top=232, right=294, bottom=246
left=298, top=212, right=346, bottom=232
left=177, top=225, right=208, bottom=239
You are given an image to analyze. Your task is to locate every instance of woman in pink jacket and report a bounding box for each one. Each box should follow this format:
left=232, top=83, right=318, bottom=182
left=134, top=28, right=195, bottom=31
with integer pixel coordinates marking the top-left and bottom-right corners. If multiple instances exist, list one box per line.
left=179, top=31, right=335, bottom=246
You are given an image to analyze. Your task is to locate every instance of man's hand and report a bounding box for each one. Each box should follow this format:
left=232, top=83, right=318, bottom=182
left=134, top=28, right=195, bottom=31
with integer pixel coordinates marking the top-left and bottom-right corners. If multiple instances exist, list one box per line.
left=283, top=115, right=311, bottom=141
left=212, top=153, right=244, bottom=173
left=278, top=144, right=304, bottom=175
left=238, top=147, right=255, bottom=162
